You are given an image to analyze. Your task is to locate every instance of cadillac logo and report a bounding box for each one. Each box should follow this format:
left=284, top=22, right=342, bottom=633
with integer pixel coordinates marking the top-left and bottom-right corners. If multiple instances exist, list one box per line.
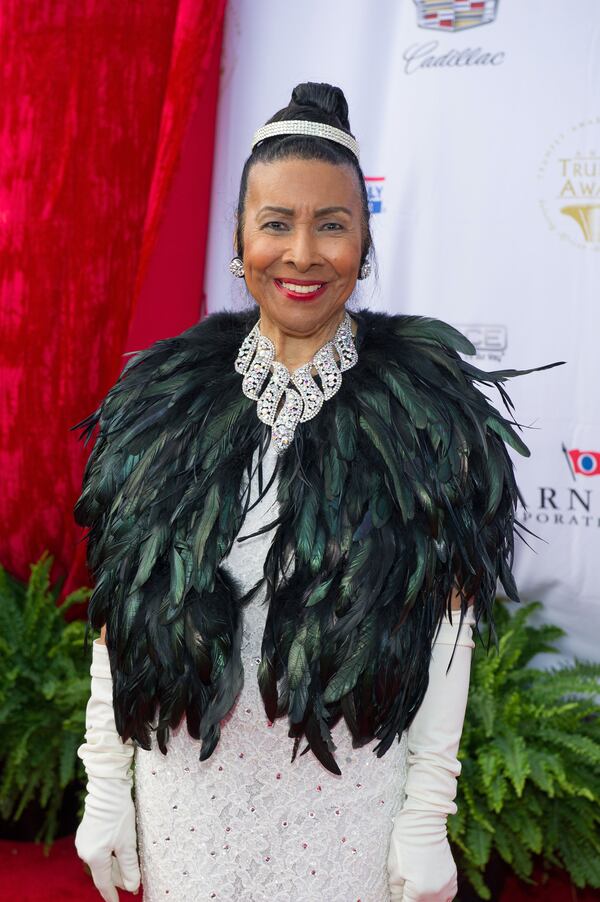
left=413, top=0, right=499, bottom=31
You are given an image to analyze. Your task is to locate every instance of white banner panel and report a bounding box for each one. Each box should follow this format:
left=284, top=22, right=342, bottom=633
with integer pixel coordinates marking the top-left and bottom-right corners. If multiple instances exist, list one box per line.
left=205, top=0, right=600, bottom=667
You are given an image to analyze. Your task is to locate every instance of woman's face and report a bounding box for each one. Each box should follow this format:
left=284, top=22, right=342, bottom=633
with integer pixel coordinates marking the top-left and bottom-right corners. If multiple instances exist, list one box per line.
left=240, top=157, right=364, bottom=336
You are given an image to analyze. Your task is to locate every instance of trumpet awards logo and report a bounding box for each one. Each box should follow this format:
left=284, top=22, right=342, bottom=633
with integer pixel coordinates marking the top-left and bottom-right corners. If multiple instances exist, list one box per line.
left=413, top=0, right=499, bottom=31
left=538, top=117, right=600, bottom=250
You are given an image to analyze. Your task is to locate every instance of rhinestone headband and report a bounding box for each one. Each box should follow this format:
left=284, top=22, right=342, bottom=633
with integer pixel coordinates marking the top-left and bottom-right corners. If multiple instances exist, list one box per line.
left=251, top=120, right=360, bottom=162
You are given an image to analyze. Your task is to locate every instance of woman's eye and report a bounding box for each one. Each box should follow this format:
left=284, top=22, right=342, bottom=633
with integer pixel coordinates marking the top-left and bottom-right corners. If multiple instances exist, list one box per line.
left=321, top=222, right=343, bottom=231
left=264, top=221, right=287, bottom=231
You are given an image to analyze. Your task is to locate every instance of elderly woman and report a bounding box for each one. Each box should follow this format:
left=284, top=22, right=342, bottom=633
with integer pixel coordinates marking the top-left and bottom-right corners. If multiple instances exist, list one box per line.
left=72, top=82, right=559, bottom=902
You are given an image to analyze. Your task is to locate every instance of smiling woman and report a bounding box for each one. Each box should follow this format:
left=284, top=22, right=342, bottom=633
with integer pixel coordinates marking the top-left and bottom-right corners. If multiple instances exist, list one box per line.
left=239, top=159, right=363, bottom=371
left=232, top=86, right=373, bottom=374
left=73, top=81, right=559, bottom=902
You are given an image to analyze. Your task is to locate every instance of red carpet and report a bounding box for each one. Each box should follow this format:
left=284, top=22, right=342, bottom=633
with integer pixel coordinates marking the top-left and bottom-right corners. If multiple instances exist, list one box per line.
left=0, top=836, right=141, bottom=902
left=0, top=835, right=598, bottom=901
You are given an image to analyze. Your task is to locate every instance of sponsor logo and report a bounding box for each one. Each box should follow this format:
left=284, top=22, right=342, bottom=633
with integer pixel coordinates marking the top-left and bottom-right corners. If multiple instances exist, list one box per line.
left=413, top=0, right=499, bottom=32
left=405, top=0, right=504, bottom=75
left=365, top=177, right=385, bottom=214
left=452, top=323, right=507, bottom=362
left=402, top=41, right=505, bottom=74
left=562, top=445, right=600, bottom=478
left=518, top=443, right=600, bottom=530
left=538, top=117, right=600, bottom=250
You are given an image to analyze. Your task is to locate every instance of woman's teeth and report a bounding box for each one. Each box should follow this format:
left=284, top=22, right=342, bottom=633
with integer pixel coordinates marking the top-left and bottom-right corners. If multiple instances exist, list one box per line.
left=279, top=281, right=324, bottom=294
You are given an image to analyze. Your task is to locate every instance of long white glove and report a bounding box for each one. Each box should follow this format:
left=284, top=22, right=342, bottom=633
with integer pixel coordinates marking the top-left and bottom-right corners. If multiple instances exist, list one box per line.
left=75, top=638, right=141, bottom=902
left=388, top=605, right=476, bottom=902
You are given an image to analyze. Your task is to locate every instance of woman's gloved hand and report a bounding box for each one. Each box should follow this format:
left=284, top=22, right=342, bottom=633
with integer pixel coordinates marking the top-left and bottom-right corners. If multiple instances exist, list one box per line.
left=75, top=638, right=141, bottom=902
left=388, top=605, right=476, bottom=902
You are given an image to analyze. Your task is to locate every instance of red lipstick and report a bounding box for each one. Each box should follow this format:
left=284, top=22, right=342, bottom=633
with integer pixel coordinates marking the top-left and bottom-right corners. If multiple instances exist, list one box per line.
left=273, top=278, right=328, bottom=302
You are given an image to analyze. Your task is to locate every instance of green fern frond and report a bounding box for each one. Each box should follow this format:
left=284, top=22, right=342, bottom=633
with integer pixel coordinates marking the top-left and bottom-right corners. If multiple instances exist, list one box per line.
left=450, top=597, right=600, bottom=898
left=0, top=552, right=92, bottom=849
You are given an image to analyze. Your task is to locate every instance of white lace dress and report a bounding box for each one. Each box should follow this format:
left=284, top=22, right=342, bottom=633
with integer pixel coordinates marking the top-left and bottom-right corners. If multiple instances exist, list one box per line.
left=133, top=441, right=409, bottom=902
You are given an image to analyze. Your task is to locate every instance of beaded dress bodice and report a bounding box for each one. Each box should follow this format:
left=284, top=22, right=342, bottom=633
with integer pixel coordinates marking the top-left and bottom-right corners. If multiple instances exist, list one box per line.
left=133, top=441, right=409, bottom=902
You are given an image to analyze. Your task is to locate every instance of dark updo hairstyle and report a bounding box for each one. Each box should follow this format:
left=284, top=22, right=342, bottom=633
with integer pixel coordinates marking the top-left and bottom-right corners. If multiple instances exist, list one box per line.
left=235, top=82, right=374, bottom=273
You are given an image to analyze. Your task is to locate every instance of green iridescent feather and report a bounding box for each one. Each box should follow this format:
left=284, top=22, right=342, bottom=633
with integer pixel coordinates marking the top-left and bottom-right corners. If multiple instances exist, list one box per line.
left=71, top=307, right=564, bottom=774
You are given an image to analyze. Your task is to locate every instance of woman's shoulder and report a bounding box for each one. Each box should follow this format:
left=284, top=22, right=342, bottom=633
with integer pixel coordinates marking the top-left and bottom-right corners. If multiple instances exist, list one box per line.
left=81, top=308, right=255, bottom=430
left=71, top=308, right=256, bottom=530
left=355, top=307, right=480, bottom=403
left=355, top=307, right=477, bottom=358
left=352, top=306, right=558, bottom=462
left=121, top=307, right=256, bottom=374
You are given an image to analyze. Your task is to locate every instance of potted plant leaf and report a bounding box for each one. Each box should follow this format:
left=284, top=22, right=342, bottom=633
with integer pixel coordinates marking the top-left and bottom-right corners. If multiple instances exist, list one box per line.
left=450, top=598, right=600, bottom=899
left=0, top=552, right=92, bottom=850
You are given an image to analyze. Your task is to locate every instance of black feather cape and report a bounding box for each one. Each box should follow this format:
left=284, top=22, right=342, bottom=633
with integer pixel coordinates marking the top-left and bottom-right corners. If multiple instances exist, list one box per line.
left=72, top=306, right=562, bottom=775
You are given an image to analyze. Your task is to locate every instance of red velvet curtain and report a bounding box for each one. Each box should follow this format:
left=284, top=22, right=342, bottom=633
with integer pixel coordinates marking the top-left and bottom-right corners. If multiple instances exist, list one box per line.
left=0, top=0, right=226, bottom=596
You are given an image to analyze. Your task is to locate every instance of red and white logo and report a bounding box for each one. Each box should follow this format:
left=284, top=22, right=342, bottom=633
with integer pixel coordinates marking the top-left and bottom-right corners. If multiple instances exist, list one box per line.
left=414, top=0, right=499, bottom=31
left=562, top=444, right=600, bottom=478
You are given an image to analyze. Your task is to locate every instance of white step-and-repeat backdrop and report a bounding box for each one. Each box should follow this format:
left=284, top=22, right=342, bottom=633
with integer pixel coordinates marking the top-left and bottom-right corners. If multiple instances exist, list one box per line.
left=204, top=0, right=600, bottom=667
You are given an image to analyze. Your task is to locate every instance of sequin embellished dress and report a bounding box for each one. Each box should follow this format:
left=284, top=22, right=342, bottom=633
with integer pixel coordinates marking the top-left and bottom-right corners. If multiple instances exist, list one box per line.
left=133, top=441, right=409, bottom=902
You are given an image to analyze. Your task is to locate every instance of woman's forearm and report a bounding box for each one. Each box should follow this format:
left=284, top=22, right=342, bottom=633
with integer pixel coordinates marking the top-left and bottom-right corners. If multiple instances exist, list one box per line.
left=387, top=604, right=476, bottom=901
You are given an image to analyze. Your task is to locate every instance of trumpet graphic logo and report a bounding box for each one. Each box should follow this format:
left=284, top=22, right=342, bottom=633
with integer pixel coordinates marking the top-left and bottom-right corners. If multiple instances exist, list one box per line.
left=413, top=0, right=499, bottom=31
left=538, top=119, right=600, bottom=248
left=561, top=198, right=600, bottom=243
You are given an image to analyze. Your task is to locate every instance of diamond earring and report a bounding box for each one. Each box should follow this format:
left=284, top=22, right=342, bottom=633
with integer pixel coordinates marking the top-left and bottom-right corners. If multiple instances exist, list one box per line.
left=229, top=256, right=245, bottom=278
left=358, top=259, right=372, bottom=280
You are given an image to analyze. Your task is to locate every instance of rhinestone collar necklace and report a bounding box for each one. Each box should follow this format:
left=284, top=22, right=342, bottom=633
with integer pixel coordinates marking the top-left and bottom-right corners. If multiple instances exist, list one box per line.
left=234, top=310, right=358, bottom=454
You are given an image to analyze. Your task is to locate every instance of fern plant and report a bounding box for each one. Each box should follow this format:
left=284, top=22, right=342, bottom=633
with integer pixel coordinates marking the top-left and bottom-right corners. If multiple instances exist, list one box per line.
left=449, top=598, right=600, bottom=899
left=0, top=551, right=92, bottom=848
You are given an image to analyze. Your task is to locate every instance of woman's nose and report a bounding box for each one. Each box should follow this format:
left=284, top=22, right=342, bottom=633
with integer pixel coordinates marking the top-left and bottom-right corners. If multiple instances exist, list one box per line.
left=281, top=227, right=320, bottom=271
